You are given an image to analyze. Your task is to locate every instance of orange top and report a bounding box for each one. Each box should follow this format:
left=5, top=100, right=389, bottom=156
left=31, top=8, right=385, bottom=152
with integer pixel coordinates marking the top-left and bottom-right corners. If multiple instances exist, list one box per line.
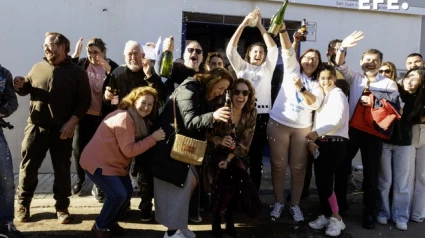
left=80, top=109, right=157, bottom=176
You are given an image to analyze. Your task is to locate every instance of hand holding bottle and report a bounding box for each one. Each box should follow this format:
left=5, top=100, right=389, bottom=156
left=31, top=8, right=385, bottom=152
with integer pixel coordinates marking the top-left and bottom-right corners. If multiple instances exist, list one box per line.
left=242, top=12, right=258, bottom=27
left=213, top=106, right=231, bottom=122
left=104, top=86, right=116, bottom=101
left=360, top=95, right=371, bottom=106
left=219, top=135, right=234, bottom=148
left=162, top=36, right=174, bottom=52
left=152, top=127, right=166, bottom=141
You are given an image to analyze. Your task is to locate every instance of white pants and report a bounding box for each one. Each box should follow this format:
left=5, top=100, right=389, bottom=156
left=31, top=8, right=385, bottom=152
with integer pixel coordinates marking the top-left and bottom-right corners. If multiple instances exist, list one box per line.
left=409, top=124, right=425, bottom=220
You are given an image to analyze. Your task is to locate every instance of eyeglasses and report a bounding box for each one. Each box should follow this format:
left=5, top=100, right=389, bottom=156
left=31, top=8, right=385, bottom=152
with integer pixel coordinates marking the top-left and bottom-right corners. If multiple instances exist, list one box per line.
left=187, top=48, right=202, bottom=55
left=303, top=56, right=319, bottom=63
left=233, top=89, right=250, bottom=96
left=42, top=42, right=57, bottom=49
left=379, top=69, right=391, bottom=74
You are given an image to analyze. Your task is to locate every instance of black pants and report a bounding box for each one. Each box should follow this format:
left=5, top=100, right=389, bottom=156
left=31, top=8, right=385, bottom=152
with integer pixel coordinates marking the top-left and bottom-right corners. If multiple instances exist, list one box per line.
left=249, top=113, right=269, bottom=191
left=72, top=114, right=101, bottom=181
left=302, top=153, right=314, bottom=196
left=314, top=138, right=347, bottom=216
left=17, top=123, right=73, bottom=210
left=135, top=157, right=154, bottom=212
left=335, top=127, right=383, bottom=216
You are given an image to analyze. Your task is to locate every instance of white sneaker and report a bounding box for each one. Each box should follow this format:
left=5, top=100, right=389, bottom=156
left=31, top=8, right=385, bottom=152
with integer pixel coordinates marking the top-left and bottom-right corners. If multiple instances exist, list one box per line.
left=270, top=202, right=284, bottom=221
left=308, top=215, right=329, bottom=229
left=163, top=229, right=187, bottom=238
left=325, top=217, right=346, bottom=237
left=289, top=205, right=304, bottom=222
left=396, top=221, right=407, bottom=231
left=410, top=216, right=424, bottom=223
left=181, top=228, right=196, bottom=238
left=376, top=216, right=388, bottom=225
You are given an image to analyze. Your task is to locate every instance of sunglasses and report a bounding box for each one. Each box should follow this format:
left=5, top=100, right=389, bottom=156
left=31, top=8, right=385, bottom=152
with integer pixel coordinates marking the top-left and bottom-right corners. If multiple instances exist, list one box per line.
left=379, top=69, right=391, bottom=74
left=187, top=48, right=202, bottom=54
left=233, top=89, right=250, bottom=96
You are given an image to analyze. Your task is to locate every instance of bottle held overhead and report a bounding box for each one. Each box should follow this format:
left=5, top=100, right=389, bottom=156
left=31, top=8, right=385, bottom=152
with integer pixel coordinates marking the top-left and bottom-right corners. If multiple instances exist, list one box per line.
left=159, top=37, right=174, bottom=78
left=300, top=18, right=307, bottom=42
left=268, top=0, right=289, bottom=37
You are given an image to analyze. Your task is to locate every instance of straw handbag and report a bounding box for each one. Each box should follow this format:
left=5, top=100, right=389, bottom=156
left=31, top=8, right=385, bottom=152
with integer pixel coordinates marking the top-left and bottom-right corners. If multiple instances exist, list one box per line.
left=170, top=95, right=207, bottom=165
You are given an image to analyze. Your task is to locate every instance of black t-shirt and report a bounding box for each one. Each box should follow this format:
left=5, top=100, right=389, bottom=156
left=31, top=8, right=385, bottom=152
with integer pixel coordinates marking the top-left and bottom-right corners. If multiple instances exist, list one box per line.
left=165, top=62, right=198, bottom=96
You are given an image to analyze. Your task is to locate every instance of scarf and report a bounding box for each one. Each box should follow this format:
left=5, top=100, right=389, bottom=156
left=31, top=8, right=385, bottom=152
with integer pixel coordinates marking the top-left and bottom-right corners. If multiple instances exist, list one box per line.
left=127, top=106, right=148, bottom=140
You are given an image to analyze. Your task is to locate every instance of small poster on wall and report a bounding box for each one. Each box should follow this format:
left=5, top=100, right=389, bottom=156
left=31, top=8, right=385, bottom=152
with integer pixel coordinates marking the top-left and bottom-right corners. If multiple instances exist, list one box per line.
left=306, top=22, right=317, bottom=42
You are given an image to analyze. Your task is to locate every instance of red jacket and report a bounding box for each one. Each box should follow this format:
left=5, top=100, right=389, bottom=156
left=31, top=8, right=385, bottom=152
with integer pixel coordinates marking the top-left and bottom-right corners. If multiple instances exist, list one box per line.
left=349, top=93, right=401, bottom=139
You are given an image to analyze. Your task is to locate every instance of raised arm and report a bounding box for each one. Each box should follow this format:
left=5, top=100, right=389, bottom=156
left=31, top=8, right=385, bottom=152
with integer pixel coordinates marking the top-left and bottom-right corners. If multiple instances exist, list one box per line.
left=256, top=9, right=276, bottom=48
left=335, top=31, right=364, bottom=66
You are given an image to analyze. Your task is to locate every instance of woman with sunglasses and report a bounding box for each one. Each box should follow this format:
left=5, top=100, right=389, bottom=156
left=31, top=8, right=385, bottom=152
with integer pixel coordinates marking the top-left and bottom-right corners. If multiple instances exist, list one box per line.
left=205, top=52, right=225, bottom=72
left=268, top=22, right=324, bottom=222
left=70, top=37, right=119, bottom=199
left=376, top=67, right=425, bottom=231
left=152, top=68, right=233, bottom=238
left=379, top=62, right=398, bottom=82
left=205, top=78, right=260, bottom=238
left=226, top=8, right=278, bottom=192
left=158, top=38, right=204, bottom=97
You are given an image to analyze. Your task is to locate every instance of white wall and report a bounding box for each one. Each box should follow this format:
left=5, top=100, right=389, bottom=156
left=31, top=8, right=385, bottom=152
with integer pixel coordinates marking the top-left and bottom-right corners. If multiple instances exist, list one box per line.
left=1, top=0, right=422, bottom=172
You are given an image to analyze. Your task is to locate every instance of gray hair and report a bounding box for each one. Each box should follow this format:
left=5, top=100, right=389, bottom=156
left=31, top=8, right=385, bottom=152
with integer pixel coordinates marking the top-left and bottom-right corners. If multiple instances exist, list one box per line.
left=124, top=40, right=143, bottom=54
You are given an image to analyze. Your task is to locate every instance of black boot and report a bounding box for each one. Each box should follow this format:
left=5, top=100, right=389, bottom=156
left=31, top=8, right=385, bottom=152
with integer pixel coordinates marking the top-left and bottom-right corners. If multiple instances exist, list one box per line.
left=212, top=213, right=223, bottom=238
left=225, top=211, right=237, bottom=237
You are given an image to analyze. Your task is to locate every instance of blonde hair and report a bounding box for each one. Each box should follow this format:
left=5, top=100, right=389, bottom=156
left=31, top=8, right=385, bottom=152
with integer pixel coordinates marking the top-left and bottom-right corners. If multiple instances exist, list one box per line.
left=119, top=87, right=159, bottom=120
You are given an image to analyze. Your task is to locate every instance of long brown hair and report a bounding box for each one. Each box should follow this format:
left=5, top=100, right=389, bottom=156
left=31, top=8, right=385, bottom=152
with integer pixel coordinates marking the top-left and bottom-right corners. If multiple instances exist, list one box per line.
left=118, top=87, right=159, bottom=121
left=231, top=78, right=256, bottom=115
left=244, top=42, right=267, bottom=64
left=194, top=68, right=234, bottom=95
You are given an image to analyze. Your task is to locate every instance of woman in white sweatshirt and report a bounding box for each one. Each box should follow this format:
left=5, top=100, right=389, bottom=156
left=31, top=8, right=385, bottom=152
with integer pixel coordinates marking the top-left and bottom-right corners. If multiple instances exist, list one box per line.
left=267, top=22, right=324, bottom=222
left=226, top=8, right=278, bottom=191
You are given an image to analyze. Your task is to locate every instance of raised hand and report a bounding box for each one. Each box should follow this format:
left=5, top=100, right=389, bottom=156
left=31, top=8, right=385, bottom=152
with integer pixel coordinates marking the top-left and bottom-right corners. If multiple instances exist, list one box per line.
left=162, top=36, right=174, bottom=52
left=341, top=31, right=364, bottom=49
left=72, top=37, right=84, bottom=58
left=142, top=58, right=153, bottom=77
left=97, top=56, right=112, bottom=73
left=152, top=128, right=166, bottom=141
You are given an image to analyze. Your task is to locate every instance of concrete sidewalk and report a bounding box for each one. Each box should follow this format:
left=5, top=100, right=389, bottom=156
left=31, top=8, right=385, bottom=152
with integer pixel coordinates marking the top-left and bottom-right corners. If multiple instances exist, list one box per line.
left=12, top=157, right=424, bottom=238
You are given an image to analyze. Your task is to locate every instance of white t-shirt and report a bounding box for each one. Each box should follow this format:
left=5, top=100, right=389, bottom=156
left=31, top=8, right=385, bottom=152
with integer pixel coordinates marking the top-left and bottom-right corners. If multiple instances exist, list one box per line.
left=313, top=87, right=349, bottom=139
left=336, top=64, right=399, bottom=120
left=269, top=47, right=324, bottom=128
left=226, top=45, right=278, bottom=114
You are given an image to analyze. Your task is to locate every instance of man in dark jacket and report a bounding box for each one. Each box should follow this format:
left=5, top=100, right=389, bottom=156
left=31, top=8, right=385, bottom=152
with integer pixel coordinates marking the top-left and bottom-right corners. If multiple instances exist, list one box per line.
left=13, top=32, right=91, bottom=224
left=0, top=65, right=23, bottom=237
left=103, top=40, right=166, bottom=222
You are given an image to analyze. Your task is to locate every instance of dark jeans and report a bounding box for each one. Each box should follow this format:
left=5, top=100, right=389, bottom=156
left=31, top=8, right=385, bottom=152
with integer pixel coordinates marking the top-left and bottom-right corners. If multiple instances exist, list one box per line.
left=249, top=113, right=269, bottom=190
left=335, top=127, right=383, bottom=216
left=17, top=123, right=73, bottom=210
left=314, top=138, right=347, bottom=216
left=85, top=168, right=132, bottom=229
left=72, top=114, right=101, bottom=181
left=0, top=129, right=14, bottom=223
left=302, top=153, right=314, bottom=196
left=135, top=157, right=154, bottom=212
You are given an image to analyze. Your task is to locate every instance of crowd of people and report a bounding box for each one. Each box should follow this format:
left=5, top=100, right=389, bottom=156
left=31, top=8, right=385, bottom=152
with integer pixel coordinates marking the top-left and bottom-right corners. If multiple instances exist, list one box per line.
left=0, top=8, right=425, bottom=238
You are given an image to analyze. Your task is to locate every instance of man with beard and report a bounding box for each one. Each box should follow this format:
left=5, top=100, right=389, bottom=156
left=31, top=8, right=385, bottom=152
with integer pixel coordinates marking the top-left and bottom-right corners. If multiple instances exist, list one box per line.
left=405, top=53, right=424, bottom=70
left=14, top=32, right=91, bottom=224
left=334, top=31, right=399, bottom=229
left=103, top=40, right=166, bottom=222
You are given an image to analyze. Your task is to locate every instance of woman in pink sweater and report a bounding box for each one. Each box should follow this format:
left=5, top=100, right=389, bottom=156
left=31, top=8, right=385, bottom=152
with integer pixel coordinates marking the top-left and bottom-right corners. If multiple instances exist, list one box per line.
left=80, top=87, right=165, bottom=237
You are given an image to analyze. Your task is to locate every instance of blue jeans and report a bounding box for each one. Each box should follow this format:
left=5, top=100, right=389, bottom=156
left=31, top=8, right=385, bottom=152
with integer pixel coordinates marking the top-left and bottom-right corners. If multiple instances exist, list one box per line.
left=0, top=129, right=15, bottom=224
left=377, top=143, right=412, bottom=223
left=85, top=168, right=132, bottom=229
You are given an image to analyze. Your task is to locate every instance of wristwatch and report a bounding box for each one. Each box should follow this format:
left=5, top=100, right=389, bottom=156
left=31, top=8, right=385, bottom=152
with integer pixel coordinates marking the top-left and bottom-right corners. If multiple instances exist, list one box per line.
left=299, top=86, right=306, bottom=93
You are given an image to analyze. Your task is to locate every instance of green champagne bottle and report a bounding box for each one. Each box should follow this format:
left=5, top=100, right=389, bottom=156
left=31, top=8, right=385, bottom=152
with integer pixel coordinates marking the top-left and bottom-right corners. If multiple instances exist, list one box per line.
left=159, top=37, right=174, bottom=78
left=268, top=0, right=289, bottom=37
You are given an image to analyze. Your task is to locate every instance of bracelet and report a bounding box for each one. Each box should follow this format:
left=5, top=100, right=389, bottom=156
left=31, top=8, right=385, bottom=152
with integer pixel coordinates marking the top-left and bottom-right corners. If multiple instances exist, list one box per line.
left=338, top=46, right=346, bottom=53
left=279, top=29, right=287, bottom=34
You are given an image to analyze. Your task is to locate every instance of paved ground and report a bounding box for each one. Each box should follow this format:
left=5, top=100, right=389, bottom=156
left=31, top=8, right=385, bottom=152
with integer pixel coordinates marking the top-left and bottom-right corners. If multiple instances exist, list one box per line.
left=12, top=156, right=424, bottom=238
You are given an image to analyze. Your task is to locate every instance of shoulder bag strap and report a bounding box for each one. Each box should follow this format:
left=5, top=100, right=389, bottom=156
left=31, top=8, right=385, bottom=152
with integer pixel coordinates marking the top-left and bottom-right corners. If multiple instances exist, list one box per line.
left=173, top=94, right=178, bottom=132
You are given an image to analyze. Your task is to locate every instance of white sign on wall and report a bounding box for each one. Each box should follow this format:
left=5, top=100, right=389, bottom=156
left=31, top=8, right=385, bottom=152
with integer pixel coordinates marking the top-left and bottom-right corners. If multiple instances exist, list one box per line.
left=306, top=22, right=317, bottom=42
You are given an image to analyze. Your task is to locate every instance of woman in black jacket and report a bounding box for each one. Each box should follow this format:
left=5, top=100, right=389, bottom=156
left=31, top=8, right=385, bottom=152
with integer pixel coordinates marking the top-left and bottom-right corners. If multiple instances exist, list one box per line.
left=70, top=37, right=119, bottom=198
left=152, top=68, right=233, bottom=238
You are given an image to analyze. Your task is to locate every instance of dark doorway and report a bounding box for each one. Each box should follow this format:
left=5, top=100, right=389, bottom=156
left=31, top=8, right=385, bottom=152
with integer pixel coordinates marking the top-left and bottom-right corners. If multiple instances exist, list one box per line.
left=182, top=11, right=301, bottom=67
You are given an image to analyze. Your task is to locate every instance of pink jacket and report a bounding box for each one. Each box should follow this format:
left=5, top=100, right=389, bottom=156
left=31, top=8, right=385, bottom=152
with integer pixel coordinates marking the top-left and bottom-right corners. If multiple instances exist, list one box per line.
left=80, top=109, right=157, bottom=176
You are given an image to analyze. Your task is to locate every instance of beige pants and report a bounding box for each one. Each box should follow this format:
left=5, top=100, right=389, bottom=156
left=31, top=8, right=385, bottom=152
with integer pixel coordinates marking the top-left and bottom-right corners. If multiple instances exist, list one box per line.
left=267, top=119, right=310, bottom=205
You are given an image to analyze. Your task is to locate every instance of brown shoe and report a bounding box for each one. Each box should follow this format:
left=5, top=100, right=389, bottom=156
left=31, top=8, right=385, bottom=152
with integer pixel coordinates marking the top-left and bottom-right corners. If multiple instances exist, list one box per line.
left=91, top=224, right=110, bottom=238
left=16, top=206, right=30, bottom=222
left=56, top=209, right=72, bottom=224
